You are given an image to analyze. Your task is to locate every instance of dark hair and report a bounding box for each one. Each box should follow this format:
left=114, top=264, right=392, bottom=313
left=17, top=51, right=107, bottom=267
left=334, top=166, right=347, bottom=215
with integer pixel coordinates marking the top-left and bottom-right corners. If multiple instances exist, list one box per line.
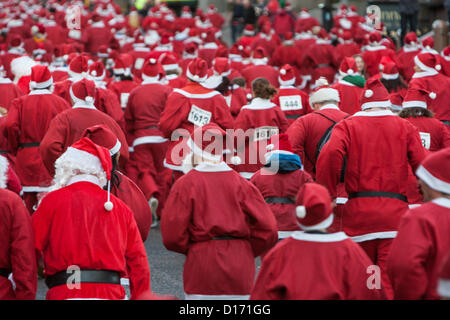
left=110, top=153, right=121, bottom=189
left=231, top=77, right=246, bottom=88
left=380, top=77, right=407, bottom=93
left=115, top=74, right=133, bottom=81
left=165, top=69, right=179, bottom=76
left=252, top=77, right=277, bottom=99
left=399, top=107, right=434, bottom=118
left=215, top=76, right=231, bottom=95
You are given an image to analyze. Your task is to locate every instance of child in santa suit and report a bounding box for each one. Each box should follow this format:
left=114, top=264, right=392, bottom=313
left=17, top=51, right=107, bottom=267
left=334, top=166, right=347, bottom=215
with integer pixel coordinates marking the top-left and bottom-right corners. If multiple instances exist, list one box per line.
left=250, top=134, right=312, bottom=240
left=161, top=124, right=277, bottom=300
left=250, top=183, right=386, bottom=300
left=387, top=148, right=450, bottom=299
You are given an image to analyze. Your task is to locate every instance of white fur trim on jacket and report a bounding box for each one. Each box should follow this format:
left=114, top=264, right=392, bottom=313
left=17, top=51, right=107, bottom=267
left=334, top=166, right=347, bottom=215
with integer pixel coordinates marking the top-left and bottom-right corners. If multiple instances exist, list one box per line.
left=173, top=88, right=220, bottom=99
left=351, top=231, right=397, bottom=242
left=0, top=155, right=8, bottom=189
left=291, top=231, right=348, bottom=243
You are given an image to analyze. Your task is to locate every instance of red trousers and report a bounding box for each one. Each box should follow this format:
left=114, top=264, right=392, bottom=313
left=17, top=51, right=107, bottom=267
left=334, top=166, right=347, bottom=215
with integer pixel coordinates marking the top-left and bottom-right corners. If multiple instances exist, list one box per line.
left=358, top=238, right=394, bottom=300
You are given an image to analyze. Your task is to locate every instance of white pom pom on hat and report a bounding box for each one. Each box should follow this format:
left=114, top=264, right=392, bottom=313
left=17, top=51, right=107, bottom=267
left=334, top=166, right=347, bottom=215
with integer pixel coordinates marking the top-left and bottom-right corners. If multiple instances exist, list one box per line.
left=230, top=156, right=242, bottom=165
left=85, top=96, right=94, bottom=103
left=91, top=70, right=97, bottom=77
left=296, top=206, right=306, bottom=219
left=429, top=92, right=437, bottom=99
left=347, top=69, right=354, bottom=75
left=104, top=201, right=114, bottom=211
left=280, top=69, right=286, bottom=75
left=365, top=89, right=373, bottom=98
left=150, top=58, right=156, bottom=64
left=436, top=64, right=442, bottom=71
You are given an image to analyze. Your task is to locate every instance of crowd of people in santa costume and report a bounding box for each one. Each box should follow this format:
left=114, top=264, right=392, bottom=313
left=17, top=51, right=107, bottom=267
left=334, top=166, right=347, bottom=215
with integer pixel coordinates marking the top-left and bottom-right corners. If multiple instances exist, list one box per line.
left=0, top=0, right=450, bottom=301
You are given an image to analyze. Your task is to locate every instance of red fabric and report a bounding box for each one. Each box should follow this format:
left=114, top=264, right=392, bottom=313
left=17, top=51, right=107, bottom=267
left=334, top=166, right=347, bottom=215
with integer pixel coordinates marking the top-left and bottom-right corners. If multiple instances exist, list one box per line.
left=53, top=79, right=73, bottom=104
left=331, top=81, right=364, bottom=115
left=107, top=80, right=139, bottom=109
left=1, top=52, right=23, bottom=80
left=409, top=73, right=450, bottom=121
left=82, top=24, right=113, bottom=54
left=397, top=49, right=420, bottom=82
left=4, top=92, right=70, bottom=188
left=94, top=87, right=126, bottom=132
left=316, top=112, right=426, bottom=237
left=6, top=165, right=22, bottom=196
left=161, top=168, right=277, bottom=296
left=228, top=86, right=247, bottom=117
left=240, top=65, right=280, bottom=88
left=272, top=86, right=311, bottom=125
left=251, top=234, right=385, bottom=299
left=0, top=81, right=24, bottom=110
left=40, top=108, right=129, bottom=176
left=334, top=43, right=361, bottom=65
left=272, top=10, right=296, bottom=37
left=51, top=69, right=69, bottom=83
left=301, top=42, right=338, bottom=84
left=33, top=181, right=150, bottom=300
left=270, top=45, right=303, bottom=69
left=0, top=188, right=36, bottom=300
left=250, top=34, right=281, bottom=58
left=387, top=201, right=450, bottom=299
left=198, top=47, right=217, bottom=68
left=167, top=76, right=187, bottom=89
left=286, top=108, right=349, bottom=178
left=362, top=47, right=397, bottom=78
left=250, top=168, right=313, bottom=231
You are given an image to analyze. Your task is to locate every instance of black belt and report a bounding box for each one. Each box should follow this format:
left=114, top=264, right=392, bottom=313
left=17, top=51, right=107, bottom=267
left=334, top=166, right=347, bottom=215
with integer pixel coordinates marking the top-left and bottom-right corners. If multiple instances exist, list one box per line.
left=314, top=63, right=332, bottom=69
left=0, top=268, right=11, bottom=278
left=348, top=191, right=408, bottom=203
left=45, top=269, right=121, bottom=289
left=0, top=150, right=8, bottom=154
left=212, top=235, right=243, bottom=240
left=265, top=197, right=295, bottom=204
left=18, top=142, right=40, bottom=148
left=442, top=120, right=450, bottom=126
left=285, top=114, right=301, bottom=120
left=144, top=126, right=158, bottom=129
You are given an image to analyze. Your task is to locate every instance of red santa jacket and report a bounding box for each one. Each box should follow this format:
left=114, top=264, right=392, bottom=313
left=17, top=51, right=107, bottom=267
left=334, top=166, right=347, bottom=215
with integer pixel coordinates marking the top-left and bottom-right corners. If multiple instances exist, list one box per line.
left=272, top=85, right=311, bottom=125
left=250, top=34, right=281, bottom=58
left=240, top=64, right=280, bottom=88
left=40, top=104, right=129, bottom=176
left=234, top=98, right=289, bottom=179
left=331, top=80, right=364, bottom=115
left=397, top=47, right=421, bottom=82
left=0, top=78, right=24, bottom=110
left=0, top=188, right=36, bottom=300
left=409, top=72, right=450, bottom=121
left=4, top=89, right=70, bottom=190
left=301, top=40, right=338, bottom=84
left=159, top=82, right=234, bottom=171
left=198, top=43, right=219, bottom=68
left=334, top=42, right=361, bottom=65
left=251, top=231, right=386, bottom=300
left=94, top=87, right=126, bottom=132
left=250, top=168, right=312, bottom=233
left=387, top=198, right=450, bottom=299
left=286, top=105, right=349, bottom=178
left=272, top=10, right=296, bottom=36
left=166, top=74, right=187, bottom=90
left=316, top=110, right=426, bottom=240
left=82, top=21, right=113, bottom=54
left=108, top=80, right=140, bottom=110
left=33, top=180, right=150, bottom=300
left=161, top=162, right=277, bottom=298
left=362, top=45, right=397, bottom=78
left=269, top=44, right=303, bottom=70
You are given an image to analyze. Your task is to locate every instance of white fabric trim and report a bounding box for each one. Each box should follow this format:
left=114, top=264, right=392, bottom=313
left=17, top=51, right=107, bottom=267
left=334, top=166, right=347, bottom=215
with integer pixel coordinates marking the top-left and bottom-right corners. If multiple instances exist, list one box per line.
left=133, top=136, right=167, bottom=147
left=402, top=100, right=427, bottom=109
left=239, top=172, right=255, bottom=180
left=338, top=79, right=356, bottom=87
left=241, top=98, right=276, bottom=110
left=0, top=155, right=8, bottom=189
left=360, top=101, right=392, bottom=111
left=28, top=89, right=52, bottom=96
left=402, top=46, right=419, bottom=53
left=432, top=198, right=450, bottom=209
left=173, top=88, right=220, bottom=99
left=291, top=231, right=348, bottom=243
left=186, top=68, right=208, bottom=83
left=381, top=73, right=399, bottom=80
left=67, top=174, right=102, bottom=188
left=185, top=293, right=249, bottom=300
left=438, top=279, right=450, bottom=298
left=414, top=55, right=438, bottom=74
left=412, top=70, right=439, bottom=79
left=166, top=74, right=178, bottom=81
left=409, top=204, right=422, bottom=209
left=298, top=213, right=334, bottom=231
left=91, top=21, right=105, bottom=28
left=416, top=165, right=450, bottom=194
left=70, top=86, right=95, bottom=107
left=278, top=231, right=296, bottom=239
left=109, top=139, right=121, bottom=156
left=365, top=45, right=387, bottom=52
left=202, top=42, right=218, bottom=50
left=163, top=159, right=182, bottom=171
left=72, top=102, right=97, bottom=110
left=351, top=231, right=398, bottom=242
left=22, top=186, right=51, bottom=193
left=162, top=64, right=179, bottom=71
left=353, top=109, right=395, bottom=117
left=336, top=197, right=348, bottom=205
left=141, top=75, right=160, bottom=84
left=194, top=162, right=232, bottom=172
left=187, top=138, right=222, bottom=162
left=251, top=58, right=268, bottom=66
left=0, top=77, right=12, bottom=84
left=278, top=77, right=296, bottom=87
left=320, top=104, right=340, bottom=111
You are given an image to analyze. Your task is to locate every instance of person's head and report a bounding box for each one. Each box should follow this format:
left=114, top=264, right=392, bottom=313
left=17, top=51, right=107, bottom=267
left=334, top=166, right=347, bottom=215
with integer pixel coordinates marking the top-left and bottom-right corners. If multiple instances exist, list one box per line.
left=29, top=64, right=53, bottom=92
left=231, top=77, right=246, bottom=89
left=360, top=78, right=391, bottom=112
left=353, top=54, right=365, bottom=75
left=414, top=52, right=441, bottom=74
left=416, top=148, right=450, bottom=202
left=309, top=78, right=340, bottom=111
left=186, top=57, right=208, bottom=83
left=399, top=88, right=436, bottom=119
left=70, top=78, right=96, bottom=107
left=251, top=77, right=277, bottom=100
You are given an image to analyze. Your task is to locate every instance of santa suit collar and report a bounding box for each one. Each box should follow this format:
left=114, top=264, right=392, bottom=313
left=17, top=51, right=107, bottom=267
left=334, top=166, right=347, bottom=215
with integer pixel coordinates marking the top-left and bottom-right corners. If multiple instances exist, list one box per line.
left=29, top=89, right=52, bottom=95
left=194, top=161, right=232, bottom=173
left=242, top=97, right=277, bottom=110
left=353, top=109, right=396, bottom=117
left=412, top=70, right=439, bottom=79
left=291, top=231, right=348, bottom=243
left=165, top=74, right=179, bottom=81
left=141, top=76, right=160, bottom=85
left=91, top=21, right=105, bottom=28
left=8, top=47, right=24, bottom=55
left=432, top=197, right=450, bottom=209
left=320, top=104, right=340, bottom=111
left=403, top=45, right=419, bottom=53
left=67, top=174, right=103, bottom=188
left=279, top=85, right=296, bottom=89
left=133, top=47, right=150, bottom=52
left=202, top=42, right=218, bottom=49
left=316, top=39, right=331, bottom=45
left=72, top=101, right=97, bottom=110
left=365, top=45, right=387, bottom=52
left=295, top=33, right=315, bottom=40
left=0, top=77, right=12, bottom=84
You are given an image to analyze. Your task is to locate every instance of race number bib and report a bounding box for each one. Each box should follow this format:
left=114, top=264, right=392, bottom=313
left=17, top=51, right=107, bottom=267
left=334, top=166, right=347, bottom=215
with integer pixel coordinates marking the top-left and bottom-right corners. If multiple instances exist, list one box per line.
left=419, top=132, right=431, bottom=149
left=279, top=95, right=302, bottom=111
left=253, top=126, right=279, bottom=142
left=120, top=93, right=130, bottom=108
left=134, top=58, right=145, bottom=70
left=188, top=104, right=212, bottom=127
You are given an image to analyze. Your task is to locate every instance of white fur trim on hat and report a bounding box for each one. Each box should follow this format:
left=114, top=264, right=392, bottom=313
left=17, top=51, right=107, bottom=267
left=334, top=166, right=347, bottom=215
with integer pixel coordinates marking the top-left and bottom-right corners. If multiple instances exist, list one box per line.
left=361, top=100, right=391, bottom=110
left=298, top=213, right=334, bottom=231
left=402, top=100, right=427, bottom=109
left=309, top=88, right=340, bottom=105
left=186, top=68, right=207, bottom=83
left=187, top=138, right=222, bottom=162
left=416, top=165, right=450, bottom=194
left=280, top=69, right=287, bottom=75
left=414, top=55, right=437, bottom=73
left=109, top=139, right=121, bottom=156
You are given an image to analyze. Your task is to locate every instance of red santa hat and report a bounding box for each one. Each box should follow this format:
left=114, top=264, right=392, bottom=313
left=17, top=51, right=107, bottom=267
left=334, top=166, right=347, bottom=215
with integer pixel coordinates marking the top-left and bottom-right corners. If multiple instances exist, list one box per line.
left=184, top=42, right=198, bottom=56
left=402, top=88, right=436, bottom=109
left=360, top=78, right=390, bottom=110
left=186, top=57, right=208, bottom=82
left=295, top=183, right=334, bottom=231
left=243, top=24, right=255, bottom=36
left=416, top=147, right=450, bottom=194
left=278, top=64, right=296, bottom=86
left=142, top=58, right=165, bottom=81
left=88, top=61, right=106, bottom=81
left=438, top=254, right=450, bottom=298
left=31, top=23, right=45, bottom=35
left=414, top=52, right=441, bottom=73
left=442, top=46, right=450, bottom=61
left=29, top=65, right=53, bottom=90
left=70, top=78, right=96, bottom=106
left=201, top=28, right=216, bottom=43
left=82, top=124, right=121, bottom=156
left=404, top=32, right=418, bottom=45
left=208, top=4, right=217, bottom=13
left=380, top=61, right=399, bottom=80
left=390, top=92, right=403, bottom=111
left=368, top=31, right=382, bottom=45
left=252, top=46, right=268, bottom=65
left=97, top=45, right=110, bottom=59
left=317, top=28, right=330, bottom=40
left=9, top=34, right=22, bottom=48
left=159, top=52, right=179, bottom=72
left=159, top=32, right=173, bottom=46
left=60, top=137, right=114, bottom=211
left=339, top=57, right=358, bottom=76
left=422, top=36, right=434, bottom=50
left=212, top=57, right=231, bottom=77
left=69, top=55, right=89, bottom=79
left=309, top=78, right=340, bottom=106
left=283, top=32, right=294, bottom=45
left=113, top=55, right=132, bottom=76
